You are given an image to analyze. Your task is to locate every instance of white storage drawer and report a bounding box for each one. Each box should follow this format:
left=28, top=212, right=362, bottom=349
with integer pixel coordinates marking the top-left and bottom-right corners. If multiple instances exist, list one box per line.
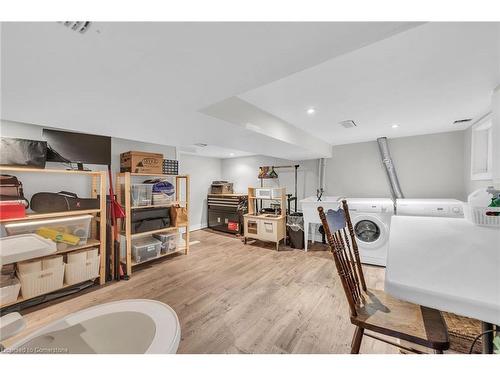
left=260, top=221, right=277, bottom=241
left=65, top=255, right=100, bottom=285
left=18, top=265, right=65, bottom=299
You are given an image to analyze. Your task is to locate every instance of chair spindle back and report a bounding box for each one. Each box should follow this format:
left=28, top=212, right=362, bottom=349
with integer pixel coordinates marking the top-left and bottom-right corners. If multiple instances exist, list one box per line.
left=318, top=200, right=367, bottom=316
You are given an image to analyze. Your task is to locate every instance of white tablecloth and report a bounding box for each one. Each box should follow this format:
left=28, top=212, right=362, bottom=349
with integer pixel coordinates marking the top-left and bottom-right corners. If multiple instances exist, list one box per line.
left=385, top=216, right=500, bottom=325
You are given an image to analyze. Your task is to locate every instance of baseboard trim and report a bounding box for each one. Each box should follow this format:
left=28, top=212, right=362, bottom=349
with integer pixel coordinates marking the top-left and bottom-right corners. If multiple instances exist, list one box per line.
left=189, top=223, right=208, bottom=232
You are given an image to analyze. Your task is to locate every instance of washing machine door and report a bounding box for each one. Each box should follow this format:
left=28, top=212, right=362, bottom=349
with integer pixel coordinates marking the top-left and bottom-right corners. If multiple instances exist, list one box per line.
left=352, top=214, right=388, bottom=249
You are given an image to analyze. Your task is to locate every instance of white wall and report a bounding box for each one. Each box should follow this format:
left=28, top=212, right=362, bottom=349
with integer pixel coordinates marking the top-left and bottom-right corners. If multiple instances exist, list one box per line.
left=221, top=155, right=319, bottom=209
left=222, top=131, right=467, bottom=203
left=178, top=153, right=222, bottom=231
left=325, top=131, right=466, bottom=200
left=0, top=119, right=175, bottom=200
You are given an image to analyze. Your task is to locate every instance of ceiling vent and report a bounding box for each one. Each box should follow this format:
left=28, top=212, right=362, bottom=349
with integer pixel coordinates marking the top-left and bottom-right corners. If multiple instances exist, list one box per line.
left=194, top=143, right=208, bottom=147
left=339, top=120, right=357, bottom=128
left=453, top=118, right=472, bottom=125
left=60, top=21, right=92, bottom=34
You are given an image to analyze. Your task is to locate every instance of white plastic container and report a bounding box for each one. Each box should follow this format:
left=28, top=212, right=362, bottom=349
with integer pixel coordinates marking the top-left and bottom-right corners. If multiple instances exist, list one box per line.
left=0, top=277, right=21, bottom=305
left=5, top=215, right=93, bottom=247
left=463, top=203, right=500, bottom=227
left=18, top=264, right=65, bottom=299
left=17, top=259, right=42, bottom=274
left=131, top=184, right=154, bottom=207
left=0, top=234, right=56, bottom=266
left=65, top=255, right=100, bottom=285
left=464, top=188, right=500, bottom=227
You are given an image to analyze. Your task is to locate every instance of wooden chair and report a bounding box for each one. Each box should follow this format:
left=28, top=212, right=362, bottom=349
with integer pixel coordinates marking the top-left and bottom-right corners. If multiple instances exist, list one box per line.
left=318, top=200, right=449, bottom=354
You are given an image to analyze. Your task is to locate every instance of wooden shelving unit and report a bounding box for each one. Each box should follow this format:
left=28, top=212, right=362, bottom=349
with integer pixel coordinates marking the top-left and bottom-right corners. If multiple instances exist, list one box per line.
left=116, top=172, right=190, bottom=276
left=0, top=166, right=107, bottom=309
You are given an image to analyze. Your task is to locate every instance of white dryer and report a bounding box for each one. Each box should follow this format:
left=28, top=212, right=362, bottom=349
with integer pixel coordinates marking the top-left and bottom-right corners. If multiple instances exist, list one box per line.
left=344, top=198, right=394, bottom=267
left=396, top=199, right=464, bottom=218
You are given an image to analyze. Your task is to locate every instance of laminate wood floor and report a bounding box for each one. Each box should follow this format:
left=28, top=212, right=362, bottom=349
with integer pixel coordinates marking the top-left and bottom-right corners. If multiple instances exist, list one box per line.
left=4, top=229, right=398, bottom=354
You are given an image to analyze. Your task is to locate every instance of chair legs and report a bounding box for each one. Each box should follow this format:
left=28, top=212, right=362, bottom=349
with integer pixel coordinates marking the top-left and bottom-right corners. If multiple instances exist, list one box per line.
left=351, top=326, right=364, bottom=354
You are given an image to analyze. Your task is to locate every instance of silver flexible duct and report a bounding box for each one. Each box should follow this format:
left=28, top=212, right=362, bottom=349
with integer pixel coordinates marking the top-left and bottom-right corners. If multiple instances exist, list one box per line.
left=377, top=137, right=404, bottom=200
left=317, top=158, right=327, bottom=200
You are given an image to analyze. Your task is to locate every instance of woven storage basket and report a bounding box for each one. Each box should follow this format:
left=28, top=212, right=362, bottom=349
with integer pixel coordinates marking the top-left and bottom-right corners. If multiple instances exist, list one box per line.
left=443, top=312, right=483, bottom=353
left=64, top=255, right=100, bottom=285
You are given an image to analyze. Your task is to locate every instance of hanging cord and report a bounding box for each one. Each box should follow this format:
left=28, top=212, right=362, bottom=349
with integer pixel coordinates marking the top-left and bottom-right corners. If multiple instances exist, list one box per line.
left=469, top=328, right=499, bottom=354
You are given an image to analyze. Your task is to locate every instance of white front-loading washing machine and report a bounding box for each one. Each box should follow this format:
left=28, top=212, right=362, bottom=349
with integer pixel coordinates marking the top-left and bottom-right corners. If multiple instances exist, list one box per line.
left=345, top=198, right=394, bottom=267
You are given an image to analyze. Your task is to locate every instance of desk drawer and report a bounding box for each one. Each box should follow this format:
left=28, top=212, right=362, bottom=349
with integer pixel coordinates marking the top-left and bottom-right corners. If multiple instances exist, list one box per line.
left=259, top=220, right=276, bottom=241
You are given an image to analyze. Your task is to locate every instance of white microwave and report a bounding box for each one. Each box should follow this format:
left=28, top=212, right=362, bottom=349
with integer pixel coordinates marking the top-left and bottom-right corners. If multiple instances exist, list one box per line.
left=255, top=188, right=281, bottom=199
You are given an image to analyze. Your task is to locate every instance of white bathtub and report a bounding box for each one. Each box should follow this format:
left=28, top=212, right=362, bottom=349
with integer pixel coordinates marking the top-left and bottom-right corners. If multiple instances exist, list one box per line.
left=300, top=196, right=343, bottom=251
left=4, top=299, right=180, bottom=354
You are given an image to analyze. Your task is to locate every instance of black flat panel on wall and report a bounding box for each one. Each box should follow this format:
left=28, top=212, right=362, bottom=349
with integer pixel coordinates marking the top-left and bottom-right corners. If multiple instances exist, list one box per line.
left=43, top=128, right=111, bottom=165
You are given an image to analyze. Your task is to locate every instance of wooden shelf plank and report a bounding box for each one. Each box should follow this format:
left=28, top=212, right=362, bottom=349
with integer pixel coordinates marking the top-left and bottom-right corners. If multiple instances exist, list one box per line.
left=130, top=202, right=185, bottom=210
left=125, top=226, right=183, bottom=238
left=0, top=209, right=101, bottom=223
left=31, top=239, right=101, bottom=260
left=0, top=279, right=99, bottom=309
left=117, top=172, right=188, bottom=178
left=131, top=247, right=186, bottom=267
left=0, top=166, right=103, bottom=175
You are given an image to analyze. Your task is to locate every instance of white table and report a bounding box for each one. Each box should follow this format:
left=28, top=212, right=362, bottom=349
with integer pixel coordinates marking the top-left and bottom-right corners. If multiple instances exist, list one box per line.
left=385, top=216, right=500, bottom=352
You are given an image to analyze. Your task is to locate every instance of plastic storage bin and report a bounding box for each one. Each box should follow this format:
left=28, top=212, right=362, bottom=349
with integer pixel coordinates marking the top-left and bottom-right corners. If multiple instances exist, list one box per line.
left=65, top=249, right=100, bottom=285
left=131, top=184, right=154, bottom=207
left=0, top=276, right=21, bottom=305
left=131, top=236, right=161, bottom=263
left=463, top=203, right=500, bottom=227
left=5, top=215, right=92, bottom=250
left=17, top=264, right=65, bottom=299
left=153, top=232, right=178, bottom=254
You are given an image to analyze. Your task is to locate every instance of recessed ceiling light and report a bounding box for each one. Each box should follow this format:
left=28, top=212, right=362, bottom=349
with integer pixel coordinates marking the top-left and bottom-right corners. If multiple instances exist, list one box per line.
left=391, top=124, right=400, bottom=129
left=229, top=153, right=235, bottom=157
left=306, top=107, right=316, bottom=115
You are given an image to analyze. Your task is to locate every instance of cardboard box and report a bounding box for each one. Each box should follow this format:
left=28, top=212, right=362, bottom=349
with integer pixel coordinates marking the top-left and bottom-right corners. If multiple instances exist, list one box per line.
left=120, top=151, right=163, bottom=174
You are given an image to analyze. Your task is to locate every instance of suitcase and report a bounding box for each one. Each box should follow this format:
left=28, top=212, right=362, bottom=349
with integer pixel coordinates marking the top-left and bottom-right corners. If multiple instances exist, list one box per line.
left=30, top=191, right=100, bottom=213
left=0, top=174, right=29, bottom=208
left=131, top=207, right=170, bottom=234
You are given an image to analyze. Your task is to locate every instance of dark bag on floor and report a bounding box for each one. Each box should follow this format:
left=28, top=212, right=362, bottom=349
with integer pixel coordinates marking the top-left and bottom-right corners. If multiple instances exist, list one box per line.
left=0, top=174, right=29, bottom=207
left=0, top=138, right=47, bottom=168
left=30, top=191, right=100, bottom=213
left=131, top=207, right=170, bottom=234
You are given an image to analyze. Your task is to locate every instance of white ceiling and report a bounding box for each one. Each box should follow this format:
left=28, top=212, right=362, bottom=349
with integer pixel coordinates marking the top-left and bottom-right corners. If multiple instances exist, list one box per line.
left=1, top=22, right=418, bottom=159
left=240, top=22, right=500, bottom=145
left=2, top=22, right=497, bottom=159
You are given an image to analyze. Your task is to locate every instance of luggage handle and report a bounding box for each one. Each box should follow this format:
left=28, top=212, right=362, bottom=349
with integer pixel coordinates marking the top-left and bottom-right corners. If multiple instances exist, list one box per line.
left=58, top=191, right=79, bottom=198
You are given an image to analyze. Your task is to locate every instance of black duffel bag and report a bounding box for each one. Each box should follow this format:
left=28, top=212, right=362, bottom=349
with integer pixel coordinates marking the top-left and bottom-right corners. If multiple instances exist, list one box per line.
left=0, top=138, right=47, bottom=168
left=31, top=191, right=100, bottom=213
left=131, top=206, right=170, bottom=234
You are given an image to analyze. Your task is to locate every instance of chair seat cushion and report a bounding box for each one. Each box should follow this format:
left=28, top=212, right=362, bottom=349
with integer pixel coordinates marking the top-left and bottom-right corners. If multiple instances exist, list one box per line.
left=351, top=288, right=449, bottom=351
